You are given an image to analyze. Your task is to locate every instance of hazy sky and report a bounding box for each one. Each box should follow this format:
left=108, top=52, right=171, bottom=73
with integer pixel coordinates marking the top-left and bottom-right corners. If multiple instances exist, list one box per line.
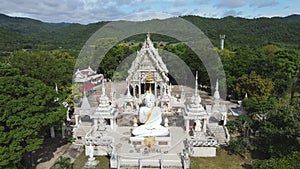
left=0, top=0, right=299, bottom=24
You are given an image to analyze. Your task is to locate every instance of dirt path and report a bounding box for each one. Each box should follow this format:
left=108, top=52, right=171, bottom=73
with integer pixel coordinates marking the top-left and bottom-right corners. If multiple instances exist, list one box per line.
left=36, top=143, right=71, bottom=169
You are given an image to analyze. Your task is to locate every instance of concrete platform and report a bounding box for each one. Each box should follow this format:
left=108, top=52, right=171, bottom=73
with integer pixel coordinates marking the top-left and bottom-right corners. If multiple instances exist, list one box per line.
left=108, top=126, right=188, bottom=168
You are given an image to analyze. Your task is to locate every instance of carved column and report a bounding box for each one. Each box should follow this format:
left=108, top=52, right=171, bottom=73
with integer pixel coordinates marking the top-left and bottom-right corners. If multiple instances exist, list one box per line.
left=154, top=82, right=157, bottom=97
left=139, top=83, right=141, bottom=98
left=133, top=84, right=136, bottom=97
left=75, top=114, right=79, bottom=126
left=223, top=113, right=227, bottom=125
left=94, top=118, right=98, bottom=129
left=160, top=83, right=163, bottom=97
left=110, top=119, right=113, bottom=129
left=203, top=118, right=207, bottom=132
left=185, top=119, right=190, bottom=133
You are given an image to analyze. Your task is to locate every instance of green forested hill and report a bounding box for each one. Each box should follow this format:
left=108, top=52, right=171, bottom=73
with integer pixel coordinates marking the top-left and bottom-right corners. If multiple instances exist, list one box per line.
left=0, top=13, right=299, bottom=169
left=0, top=14, right=107, bottom=53
left=0, top=14, right=55, bottom=35
left=182, top=15, right=300, bottom=49
left=0, top=13, right=299, bottom=55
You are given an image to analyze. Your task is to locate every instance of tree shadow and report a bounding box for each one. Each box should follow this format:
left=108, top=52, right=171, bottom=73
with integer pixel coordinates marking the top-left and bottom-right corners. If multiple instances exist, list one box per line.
left=249, top=149, right=269, bottom=160
left=32, top=137, right=68, bottom=167
left=242, top=163, right=252, bottom=169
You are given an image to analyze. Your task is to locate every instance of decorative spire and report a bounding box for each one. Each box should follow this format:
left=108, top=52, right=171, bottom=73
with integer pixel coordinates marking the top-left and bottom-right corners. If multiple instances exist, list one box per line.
left=147, top=32, right=150, bottom=40
left=110, top=82, right=115, bottom=100
left=101, top=79, right=106, bottom=96
left=81, top=92, right=91, bottom=109
left=213, top=79, right=220, bottom=100
left=126, top=84, right=132, bottom=97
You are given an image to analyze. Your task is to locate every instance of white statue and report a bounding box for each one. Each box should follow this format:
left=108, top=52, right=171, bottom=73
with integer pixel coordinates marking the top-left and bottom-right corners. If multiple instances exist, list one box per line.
left=194, top=119, right=202, bottom=132
left=87, top=144, right=95, bottom=160
left=132, top=91, right=169, bottom=137
left=164, top=117, right=169, bottom=127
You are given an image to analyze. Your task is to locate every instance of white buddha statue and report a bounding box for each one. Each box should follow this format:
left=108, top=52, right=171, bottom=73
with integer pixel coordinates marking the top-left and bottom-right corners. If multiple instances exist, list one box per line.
left=132, top=90, right=169, bottom=137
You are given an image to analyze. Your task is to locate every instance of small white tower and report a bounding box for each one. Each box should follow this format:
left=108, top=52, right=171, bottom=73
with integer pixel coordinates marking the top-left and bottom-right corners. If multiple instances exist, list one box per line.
left=220, top=34, right=225, bottom=50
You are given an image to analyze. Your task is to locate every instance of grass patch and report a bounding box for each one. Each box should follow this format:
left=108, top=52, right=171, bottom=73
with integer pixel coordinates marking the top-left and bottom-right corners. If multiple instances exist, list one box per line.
left=73, top=152, right=110, bottom=169
left=190, top=148, right=251, bottom=169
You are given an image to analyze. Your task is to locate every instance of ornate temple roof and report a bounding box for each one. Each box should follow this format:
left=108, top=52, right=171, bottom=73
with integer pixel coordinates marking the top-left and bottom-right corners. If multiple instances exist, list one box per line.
left=126, top=33, right=169, bottom=83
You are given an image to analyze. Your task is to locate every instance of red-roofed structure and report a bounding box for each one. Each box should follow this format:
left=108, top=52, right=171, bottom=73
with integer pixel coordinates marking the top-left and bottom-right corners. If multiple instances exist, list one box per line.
left=74, top=66, right=103, bottom=84
left=81, top=82, right=96, bottom=93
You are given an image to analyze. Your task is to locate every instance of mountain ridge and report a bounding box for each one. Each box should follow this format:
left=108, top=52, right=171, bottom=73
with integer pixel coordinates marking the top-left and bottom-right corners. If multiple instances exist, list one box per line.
left=0, top=13, right=299, bottom=54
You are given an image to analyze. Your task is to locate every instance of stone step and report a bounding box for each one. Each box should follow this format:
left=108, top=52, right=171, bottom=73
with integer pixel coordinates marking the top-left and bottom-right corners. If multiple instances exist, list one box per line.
left=117, top=153, right=183, bottom=168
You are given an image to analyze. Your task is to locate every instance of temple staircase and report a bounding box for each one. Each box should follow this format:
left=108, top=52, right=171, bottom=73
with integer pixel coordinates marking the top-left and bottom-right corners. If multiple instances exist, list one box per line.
left=208, top=123, right=228, bottom=145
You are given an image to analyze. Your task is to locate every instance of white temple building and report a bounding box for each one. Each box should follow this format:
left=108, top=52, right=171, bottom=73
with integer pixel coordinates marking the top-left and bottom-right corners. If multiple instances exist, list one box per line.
left=72, top=34, right=229, bottom=169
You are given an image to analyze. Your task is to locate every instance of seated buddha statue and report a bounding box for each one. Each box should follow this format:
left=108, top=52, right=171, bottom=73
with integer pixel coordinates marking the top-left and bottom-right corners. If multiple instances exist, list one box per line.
left=132, top=90, right=169, bottom=137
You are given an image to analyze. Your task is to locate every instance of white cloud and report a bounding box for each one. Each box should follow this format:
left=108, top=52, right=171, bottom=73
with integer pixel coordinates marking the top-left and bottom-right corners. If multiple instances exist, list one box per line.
left=193, top=0, right=211, bottom=4
left=0, top=0, right=128, bottom=24
left=121, top=12, right=174, bottom=21
left=250, top=0, right=278, bottom=8
left=222, top=10, right=242, bottom=17
left=0, top=0, right=295, bottom=24
left=215, top=0, right=247, bottom=8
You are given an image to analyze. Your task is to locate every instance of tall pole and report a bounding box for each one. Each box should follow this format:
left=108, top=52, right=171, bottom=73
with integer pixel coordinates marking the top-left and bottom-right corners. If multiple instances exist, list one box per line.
left=195, top=71, right=198, bottom=96
left=220, top=34, right=225, bottom=50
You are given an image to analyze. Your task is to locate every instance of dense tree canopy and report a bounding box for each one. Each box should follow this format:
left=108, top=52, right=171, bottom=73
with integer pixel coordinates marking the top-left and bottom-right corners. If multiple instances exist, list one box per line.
left=0, top=75, right=65, bottom=168
left=7, top=51, right=75, bottom=87
left=233, top=72, right=274, bottom=100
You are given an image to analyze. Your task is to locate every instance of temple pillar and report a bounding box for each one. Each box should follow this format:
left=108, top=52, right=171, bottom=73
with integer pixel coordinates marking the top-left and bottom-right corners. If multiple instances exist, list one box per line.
left=160, top=84, right=163, bottom=97
left=154, top=83, right=157, bottom=97
left=185, top=119, right=190, bottom=133
left=223, top=113, right=227, bottom=125
left=62, top=123, right=66, bottom=139
left=139, top=83, right=141, bottom=98
left=203, top=118, right=207, bottom=132
left=133, top=84, right=136, bottom=97
left=75, top=115, right=79, bottom=126
left=50, top=126, right=55, bottom=138
left=110, top=118, right=116, bottom=130
left=79, top=116, right=82, bottom=124
left=110, top=119, right=113, bottom=129
left=117, top=154, right=120, bottom=169
left=94, top=118, right=98, bottom=128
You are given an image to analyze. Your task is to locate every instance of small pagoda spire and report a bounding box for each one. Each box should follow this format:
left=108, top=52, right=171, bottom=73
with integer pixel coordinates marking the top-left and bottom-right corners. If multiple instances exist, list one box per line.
left=126, top=84, right=132, bottom=96
left=147, top=32, right=150, bottom=39
left=102, top=79, right=106, bottom=96
left=213, top=79, right=220, bottom=100
left=81, top=91, right=91, bottom=109
left=110, top=82, right=116, bottom=101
